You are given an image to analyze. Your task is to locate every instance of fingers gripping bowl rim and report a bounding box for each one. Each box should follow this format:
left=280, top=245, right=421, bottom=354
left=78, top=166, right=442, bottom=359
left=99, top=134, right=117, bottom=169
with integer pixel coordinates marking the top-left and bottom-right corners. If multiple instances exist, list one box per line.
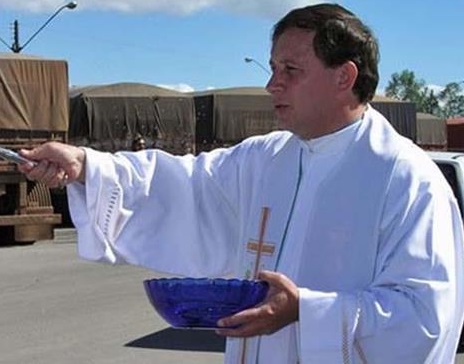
left=143, top=277, right=269, bottom=329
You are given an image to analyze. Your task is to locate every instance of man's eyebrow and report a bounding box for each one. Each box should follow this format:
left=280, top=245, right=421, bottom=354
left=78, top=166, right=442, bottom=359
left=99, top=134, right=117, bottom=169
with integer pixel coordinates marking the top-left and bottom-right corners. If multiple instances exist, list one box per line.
left=270, top=58, right=300, bottom=66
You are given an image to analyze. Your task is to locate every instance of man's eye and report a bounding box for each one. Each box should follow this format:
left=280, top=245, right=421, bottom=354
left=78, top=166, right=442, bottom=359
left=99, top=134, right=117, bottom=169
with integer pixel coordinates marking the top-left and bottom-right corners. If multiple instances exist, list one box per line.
left=285, top=65, right=298, bottom=72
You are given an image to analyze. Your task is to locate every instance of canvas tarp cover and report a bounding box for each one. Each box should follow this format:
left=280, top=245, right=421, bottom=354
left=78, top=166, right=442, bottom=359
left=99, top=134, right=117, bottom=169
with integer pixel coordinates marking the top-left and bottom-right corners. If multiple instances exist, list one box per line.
left=371, top=96, right=417, bottom=142
left=0, top=53, right=68, bottom=133
left=69, top=83, right=195, bottom=153
left=416, top=112, right=446, bottom=149
left=193, top=88, right=418, bottom=148
left=193, top=87, right=279, bottom=147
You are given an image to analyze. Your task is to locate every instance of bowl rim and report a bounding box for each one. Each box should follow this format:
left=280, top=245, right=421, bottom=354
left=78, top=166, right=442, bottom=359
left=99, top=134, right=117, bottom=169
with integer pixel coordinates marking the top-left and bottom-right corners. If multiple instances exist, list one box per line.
left=143, top=277, right=268, bottom=285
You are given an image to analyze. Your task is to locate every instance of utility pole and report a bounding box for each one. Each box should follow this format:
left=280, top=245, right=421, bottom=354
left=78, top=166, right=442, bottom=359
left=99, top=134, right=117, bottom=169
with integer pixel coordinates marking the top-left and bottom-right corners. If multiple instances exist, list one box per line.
left=12, top=20, right=20, bottom=53
left=0, top=1, right=77, bottom=54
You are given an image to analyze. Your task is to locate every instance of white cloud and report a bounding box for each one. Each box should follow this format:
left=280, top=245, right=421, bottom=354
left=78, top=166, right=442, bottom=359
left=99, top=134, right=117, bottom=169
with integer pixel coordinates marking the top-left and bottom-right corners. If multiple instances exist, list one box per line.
left=219, top=0, right=322, bottom=19
left=376, top=87, right=386, bottom=96
left=0, top=0, right=326, bottom=18
left=426, top=84, right=445, bottom=95
left=157, top=83, right=195, bottom=93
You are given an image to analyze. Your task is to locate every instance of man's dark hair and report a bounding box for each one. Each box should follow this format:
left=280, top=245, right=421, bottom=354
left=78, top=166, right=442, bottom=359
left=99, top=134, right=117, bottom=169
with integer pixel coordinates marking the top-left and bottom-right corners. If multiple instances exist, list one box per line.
left=272, top=4, right=379, bottom=103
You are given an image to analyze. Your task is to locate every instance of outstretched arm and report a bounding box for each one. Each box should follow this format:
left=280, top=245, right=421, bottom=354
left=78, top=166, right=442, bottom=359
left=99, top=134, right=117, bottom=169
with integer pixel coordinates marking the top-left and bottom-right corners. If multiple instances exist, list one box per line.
left=18, top=142, right=86, bottom=188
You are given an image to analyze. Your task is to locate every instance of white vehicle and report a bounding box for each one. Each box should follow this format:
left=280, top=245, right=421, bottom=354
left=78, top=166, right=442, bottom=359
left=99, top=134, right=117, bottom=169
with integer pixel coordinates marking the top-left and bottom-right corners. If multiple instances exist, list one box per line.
left=428, top=151, right=464, bottom=218
left=428, top=151, right=464, bottom=348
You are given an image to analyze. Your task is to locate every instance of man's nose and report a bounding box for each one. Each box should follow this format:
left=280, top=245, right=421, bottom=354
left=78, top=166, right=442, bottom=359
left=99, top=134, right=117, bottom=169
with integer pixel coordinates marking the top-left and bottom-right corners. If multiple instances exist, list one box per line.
left=266, top=72, right=282, bottom=94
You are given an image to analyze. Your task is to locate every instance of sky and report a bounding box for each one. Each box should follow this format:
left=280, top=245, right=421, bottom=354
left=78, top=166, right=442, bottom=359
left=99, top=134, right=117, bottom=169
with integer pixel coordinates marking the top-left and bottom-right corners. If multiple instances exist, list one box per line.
left=0, top=0, right=462, bottom=93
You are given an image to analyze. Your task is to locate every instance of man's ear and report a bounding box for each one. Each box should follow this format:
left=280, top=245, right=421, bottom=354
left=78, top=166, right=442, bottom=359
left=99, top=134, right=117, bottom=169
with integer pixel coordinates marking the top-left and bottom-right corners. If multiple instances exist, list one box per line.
left=336, top=61, right=358, bottom=92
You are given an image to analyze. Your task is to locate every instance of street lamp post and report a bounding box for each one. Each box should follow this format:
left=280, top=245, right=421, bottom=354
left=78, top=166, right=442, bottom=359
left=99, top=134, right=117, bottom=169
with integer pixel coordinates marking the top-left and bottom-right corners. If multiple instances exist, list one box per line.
left=0, top=1, right=77, bottom=53
left=244, top=57, right=271, bottom=76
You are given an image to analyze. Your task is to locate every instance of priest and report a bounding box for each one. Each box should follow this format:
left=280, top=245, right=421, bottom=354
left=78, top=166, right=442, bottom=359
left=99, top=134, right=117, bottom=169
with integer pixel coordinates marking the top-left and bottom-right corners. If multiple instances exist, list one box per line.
left=19, top=3, right=464, bottom=363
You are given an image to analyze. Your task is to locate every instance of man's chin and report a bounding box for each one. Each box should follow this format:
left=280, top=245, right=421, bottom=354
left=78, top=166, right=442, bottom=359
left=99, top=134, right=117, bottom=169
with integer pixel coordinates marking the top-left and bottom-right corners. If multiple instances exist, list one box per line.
left=277, top=119, right=293, bottom=132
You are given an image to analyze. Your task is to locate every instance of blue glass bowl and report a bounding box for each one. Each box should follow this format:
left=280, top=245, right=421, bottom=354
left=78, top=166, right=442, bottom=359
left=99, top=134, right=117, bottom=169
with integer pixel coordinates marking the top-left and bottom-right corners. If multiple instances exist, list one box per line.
left=143, top=277, right=269, bottom=329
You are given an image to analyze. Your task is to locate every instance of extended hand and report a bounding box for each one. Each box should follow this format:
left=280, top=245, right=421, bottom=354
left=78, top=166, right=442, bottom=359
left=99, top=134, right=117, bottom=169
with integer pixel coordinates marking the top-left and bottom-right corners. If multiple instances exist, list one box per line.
left=18, top=142, right=86, bottom=188
left=216, top=270, right=299, bottom=338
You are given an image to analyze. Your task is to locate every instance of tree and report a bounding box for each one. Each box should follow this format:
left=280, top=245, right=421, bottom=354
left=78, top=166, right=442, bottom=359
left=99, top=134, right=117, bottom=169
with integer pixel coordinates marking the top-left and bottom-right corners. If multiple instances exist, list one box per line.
left=385, top=70, right=426, bottom=103
left=385, top=70, right=464, bottom=118
left=438, top=82, right=464, bottom=119
left=420, top=87, right=441, bottom=116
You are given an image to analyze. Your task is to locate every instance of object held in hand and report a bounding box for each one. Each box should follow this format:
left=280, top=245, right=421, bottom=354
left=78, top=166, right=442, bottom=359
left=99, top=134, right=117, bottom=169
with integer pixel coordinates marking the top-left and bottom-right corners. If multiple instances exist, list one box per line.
left=59, top=173, right=69, bottom=189
left=144, top=277, right=269, bottom=329
left=0, top=147, right=36, bottom=166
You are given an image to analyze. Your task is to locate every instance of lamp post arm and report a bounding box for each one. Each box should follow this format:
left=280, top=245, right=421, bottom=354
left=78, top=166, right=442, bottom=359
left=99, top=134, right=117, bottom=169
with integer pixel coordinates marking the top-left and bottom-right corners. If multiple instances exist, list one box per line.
left=244, top=57, right=271, bottom=76
left=18, top=4, right=70, bottom=53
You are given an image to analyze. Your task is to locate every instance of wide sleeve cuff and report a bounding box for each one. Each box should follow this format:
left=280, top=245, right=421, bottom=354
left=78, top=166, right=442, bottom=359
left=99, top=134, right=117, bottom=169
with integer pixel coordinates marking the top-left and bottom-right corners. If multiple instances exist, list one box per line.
left=67, top=147, right=132, bottom=263
left=298, top=288, right=360, bottom=363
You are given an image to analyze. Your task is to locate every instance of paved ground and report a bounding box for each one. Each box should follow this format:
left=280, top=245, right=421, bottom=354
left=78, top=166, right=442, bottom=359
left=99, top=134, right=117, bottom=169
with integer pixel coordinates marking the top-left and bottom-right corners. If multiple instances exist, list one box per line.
left=1, top=229, right=464, bottom=364
left=0, top=230, right=224, bottom=364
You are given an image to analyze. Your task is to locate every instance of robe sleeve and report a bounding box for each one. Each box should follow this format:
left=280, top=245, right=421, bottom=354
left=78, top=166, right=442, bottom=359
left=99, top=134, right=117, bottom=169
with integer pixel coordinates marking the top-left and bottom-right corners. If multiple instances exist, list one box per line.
left=298, top=153, right=464, bottom=363
left=67, top=145, right=247, bottom=277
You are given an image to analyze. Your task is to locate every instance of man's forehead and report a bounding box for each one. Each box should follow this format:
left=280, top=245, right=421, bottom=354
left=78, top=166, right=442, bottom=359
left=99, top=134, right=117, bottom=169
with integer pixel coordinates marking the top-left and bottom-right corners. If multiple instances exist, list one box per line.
left=270, top=31, right=314, bottom=63
left=274, top=27, right=314, bottom=42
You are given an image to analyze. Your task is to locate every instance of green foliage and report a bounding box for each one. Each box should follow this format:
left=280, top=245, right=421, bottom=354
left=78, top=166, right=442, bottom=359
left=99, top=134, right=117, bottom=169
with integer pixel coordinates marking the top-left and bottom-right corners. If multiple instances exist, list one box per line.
left=385, top=69, right=464, bottom=118
left=438, top=82, right=464, bottom=119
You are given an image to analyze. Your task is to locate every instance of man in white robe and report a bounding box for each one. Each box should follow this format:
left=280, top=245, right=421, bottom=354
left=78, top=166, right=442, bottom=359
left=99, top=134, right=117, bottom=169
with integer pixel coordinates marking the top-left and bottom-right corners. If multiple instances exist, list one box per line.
left=19, top=4, right=464, bottom=363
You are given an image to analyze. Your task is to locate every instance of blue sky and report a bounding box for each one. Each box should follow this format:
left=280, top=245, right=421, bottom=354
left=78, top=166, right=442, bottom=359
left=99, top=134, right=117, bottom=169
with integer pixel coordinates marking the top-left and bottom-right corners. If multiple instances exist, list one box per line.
left=0, top=0, right=462, bottom=93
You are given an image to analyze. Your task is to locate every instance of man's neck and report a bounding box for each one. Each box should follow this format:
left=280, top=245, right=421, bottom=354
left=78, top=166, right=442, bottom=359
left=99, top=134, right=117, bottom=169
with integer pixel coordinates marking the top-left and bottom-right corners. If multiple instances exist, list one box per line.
left=303, top=104, right=366, bottom=140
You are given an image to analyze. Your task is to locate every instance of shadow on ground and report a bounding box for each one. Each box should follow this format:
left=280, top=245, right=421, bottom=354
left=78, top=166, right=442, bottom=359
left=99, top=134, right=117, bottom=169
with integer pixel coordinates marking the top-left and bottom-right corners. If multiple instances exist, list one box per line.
left=126, top=327, right=226, bottom=352
left=125, top=331, right=464, bottom=355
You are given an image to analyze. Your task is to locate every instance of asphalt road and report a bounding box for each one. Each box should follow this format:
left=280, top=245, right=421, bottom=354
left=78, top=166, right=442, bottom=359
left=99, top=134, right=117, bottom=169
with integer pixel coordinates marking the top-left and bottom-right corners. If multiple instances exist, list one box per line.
left=0, top=231, right=224, bottom=364
left=1, top=229, right=464, bottom=364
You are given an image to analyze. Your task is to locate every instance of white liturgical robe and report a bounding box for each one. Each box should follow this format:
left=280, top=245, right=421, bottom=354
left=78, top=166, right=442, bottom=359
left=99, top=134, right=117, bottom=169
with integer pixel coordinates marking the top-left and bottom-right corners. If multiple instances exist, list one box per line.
left=68, top=106, right=464, bottom=363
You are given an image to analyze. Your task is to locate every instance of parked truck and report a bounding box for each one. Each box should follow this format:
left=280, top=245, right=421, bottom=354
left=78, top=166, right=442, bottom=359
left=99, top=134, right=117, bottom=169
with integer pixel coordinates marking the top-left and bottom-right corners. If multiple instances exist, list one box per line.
left=0, top=54, right=68, bottom=243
